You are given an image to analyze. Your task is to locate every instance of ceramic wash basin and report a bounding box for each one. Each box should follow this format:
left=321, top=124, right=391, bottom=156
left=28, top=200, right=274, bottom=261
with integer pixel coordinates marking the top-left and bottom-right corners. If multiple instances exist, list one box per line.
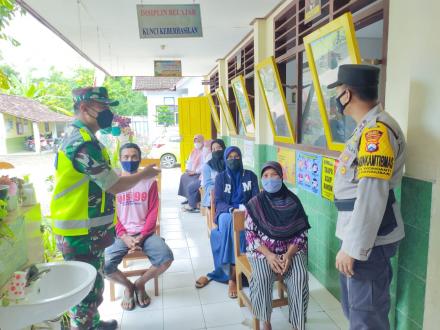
left=0, top=261, right=96, bottom=330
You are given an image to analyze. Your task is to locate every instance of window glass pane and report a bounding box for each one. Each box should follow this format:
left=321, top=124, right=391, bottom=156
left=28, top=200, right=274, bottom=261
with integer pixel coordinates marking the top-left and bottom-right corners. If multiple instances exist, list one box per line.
left=232, top=79, right=254, bottom=135
left=300, top=53, right=326, bottom=147
left=285, top=59, right=298, bottom=131
left=259, top=65, right=290, bottom=137
left=309, top=27, right=356, bottom=144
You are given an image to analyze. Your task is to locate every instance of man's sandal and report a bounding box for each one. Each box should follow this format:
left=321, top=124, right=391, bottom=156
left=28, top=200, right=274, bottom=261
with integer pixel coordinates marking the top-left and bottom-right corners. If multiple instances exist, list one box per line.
left=195, top=276, right=212, bottom=289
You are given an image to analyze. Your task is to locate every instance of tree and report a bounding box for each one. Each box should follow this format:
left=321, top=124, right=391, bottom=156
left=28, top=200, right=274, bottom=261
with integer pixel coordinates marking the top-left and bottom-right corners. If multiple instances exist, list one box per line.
left=156, top=105, right=175, bottom=127
left=0, top=0, right=21, bottom=89
left=103, top=76, right=147, bottom=116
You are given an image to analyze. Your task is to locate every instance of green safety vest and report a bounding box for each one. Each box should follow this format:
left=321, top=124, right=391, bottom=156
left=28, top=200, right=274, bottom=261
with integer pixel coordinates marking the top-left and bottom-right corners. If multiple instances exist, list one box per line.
left=50, top=127, right=115, bottom=236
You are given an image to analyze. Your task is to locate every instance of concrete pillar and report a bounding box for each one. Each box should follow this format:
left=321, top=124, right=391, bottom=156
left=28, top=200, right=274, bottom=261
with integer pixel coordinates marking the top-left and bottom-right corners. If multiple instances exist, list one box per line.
left=0, top=113, right=7, bottom=155
left=52, top=122, right=58, bottom=139
left=217, top=59, right=229, bottom=137
left=32, top=122, right=41, bottom=153
left=253, top=18, right=273, bottom=146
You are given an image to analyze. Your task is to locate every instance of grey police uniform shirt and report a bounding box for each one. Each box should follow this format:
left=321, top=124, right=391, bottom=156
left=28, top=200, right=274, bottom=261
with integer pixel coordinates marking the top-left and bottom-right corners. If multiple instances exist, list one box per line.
left=334, top=104, right=406, bottom=261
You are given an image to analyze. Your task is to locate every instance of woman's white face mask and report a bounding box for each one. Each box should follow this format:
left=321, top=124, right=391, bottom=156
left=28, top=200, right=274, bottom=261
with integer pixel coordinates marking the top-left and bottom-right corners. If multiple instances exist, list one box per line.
left=194, top=142, right=203, bottom=149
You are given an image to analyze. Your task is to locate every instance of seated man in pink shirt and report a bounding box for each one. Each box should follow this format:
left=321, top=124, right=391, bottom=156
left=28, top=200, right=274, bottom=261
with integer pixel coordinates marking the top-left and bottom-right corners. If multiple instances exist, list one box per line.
left=104, top=143, right=173, bottom=311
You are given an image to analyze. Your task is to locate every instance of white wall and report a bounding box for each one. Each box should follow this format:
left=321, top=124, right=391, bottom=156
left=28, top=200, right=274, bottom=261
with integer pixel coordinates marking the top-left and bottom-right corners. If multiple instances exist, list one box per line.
left=385, top=0, right=440, bottom=328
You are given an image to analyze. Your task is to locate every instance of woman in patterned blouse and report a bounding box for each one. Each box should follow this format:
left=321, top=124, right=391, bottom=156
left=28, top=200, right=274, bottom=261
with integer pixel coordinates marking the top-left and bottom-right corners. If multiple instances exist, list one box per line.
left=245, top=161, right=311, bottom=330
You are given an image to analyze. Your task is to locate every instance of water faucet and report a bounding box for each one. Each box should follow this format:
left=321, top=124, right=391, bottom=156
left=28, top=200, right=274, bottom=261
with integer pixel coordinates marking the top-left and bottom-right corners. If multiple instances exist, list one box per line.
left=25, top=264, right=50, bottom=287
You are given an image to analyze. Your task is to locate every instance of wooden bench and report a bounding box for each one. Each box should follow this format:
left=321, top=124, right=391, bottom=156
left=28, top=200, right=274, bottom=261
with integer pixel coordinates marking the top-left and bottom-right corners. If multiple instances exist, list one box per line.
left=232, top=210, right=288, bottom=330
left=109, top=158, right=161, bottom=301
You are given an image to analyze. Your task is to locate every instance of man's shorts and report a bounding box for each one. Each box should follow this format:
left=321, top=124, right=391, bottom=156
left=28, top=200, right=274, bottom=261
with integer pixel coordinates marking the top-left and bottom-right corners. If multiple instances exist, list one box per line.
left=104, top=234, right=174, bottom=275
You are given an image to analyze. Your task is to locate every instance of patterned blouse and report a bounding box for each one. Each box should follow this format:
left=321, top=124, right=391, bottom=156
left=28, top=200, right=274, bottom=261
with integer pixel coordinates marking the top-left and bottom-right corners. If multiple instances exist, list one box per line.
left=245, top=212, right=307, bottom=259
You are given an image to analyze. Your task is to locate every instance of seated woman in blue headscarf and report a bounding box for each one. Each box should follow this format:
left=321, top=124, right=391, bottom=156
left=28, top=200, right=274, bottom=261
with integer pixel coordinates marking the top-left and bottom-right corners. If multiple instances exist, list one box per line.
left=195, top=146, right=259, bottom=298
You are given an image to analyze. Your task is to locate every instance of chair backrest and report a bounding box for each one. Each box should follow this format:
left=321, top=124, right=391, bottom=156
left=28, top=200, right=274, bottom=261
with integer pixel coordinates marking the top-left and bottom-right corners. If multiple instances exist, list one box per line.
left=140, top=158, right=161, bottom=190
left=140, top=158, right=161, bottom=235
left=210, top=189, right=216, bottom=222
left=232, top=210, right=246, bottom=258
left=0, top=162, right=14, bottom=169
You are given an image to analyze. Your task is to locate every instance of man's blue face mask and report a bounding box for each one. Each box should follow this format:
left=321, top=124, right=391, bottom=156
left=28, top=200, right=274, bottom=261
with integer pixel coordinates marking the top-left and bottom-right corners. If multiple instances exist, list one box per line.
left=121, top=160, right=140, bottom=174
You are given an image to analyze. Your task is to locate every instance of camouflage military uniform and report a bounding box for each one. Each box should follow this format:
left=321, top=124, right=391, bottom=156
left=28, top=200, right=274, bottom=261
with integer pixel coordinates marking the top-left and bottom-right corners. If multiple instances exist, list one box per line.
left=56, top=119, right=119, bottom=329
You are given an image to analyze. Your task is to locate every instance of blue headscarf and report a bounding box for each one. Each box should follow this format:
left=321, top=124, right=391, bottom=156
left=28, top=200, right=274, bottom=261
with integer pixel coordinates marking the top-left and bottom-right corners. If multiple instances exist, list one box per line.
left=224, top=146, right=244, bottom=208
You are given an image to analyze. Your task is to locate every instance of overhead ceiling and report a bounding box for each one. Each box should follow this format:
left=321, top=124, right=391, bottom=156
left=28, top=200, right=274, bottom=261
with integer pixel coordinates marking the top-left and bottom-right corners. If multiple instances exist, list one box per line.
left=18, top=0, right=283, bottom=77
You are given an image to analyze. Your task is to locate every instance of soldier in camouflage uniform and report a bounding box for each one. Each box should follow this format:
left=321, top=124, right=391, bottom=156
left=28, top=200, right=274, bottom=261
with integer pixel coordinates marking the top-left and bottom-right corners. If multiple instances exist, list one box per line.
left=51, top=87, right=160, bottom=330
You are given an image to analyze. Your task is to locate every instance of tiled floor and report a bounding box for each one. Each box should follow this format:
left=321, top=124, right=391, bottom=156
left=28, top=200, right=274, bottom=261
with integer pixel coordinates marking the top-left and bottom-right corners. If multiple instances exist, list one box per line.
left=99, top=168, right=348, bottom=330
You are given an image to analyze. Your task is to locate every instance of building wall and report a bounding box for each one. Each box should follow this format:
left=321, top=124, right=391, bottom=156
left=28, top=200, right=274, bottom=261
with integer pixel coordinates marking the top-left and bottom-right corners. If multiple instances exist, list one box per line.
left=217, top=0, right=438, bottom=328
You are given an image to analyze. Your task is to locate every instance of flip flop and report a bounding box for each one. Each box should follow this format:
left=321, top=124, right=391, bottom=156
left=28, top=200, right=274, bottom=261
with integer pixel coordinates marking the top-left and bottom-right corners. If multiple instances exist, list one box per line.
left=134, top=287, right=151, bottom=308
left=121, top=289, right=135, bottom=311
left=228, top=280, right=238, bottom=299
left=121, top=296, right=135, bottom=311
left=195, top=276, right=212, bottom=289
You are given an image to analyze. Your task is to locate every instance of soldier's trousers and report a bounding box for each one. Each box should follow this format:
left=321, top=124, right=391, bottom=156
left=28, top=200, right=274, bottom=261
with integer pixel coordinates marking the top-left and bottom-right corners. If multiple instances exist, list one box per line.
left=339, top=243, right=398, bottom=330
left=56, top=235, right=105, bottom=329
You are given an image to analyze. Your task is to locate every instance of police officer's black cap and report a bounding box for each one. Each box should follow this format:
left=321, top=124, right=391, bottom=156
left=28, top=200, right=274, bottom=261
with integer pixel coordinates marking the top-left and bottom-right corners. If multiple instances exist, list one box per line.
left=327, top=64, right=380, bottom=89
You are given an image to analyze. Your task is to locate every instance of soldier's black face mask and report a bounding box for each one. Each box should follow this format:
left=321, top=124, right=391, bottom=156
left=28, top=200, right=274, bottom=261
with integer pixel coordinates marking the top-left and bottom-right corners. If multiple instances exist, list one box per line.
left=336, top=90, right=351, bottom=115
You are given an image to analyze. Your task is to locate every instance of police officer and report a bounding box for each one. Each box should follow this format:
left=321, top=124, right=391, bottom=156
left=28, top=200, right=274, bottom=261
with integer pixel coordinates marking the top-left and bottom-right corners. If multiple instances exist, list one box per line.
left=329, top=65, right=406, bottom=330
left=51, top=87, right=160, bottom=330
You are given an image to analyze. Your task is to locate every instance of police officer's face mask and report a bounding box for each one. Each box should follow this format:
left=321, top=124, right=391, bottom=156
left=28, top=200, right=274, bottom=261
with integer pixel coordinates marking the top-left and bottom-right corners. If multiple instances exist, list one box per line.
left=335, top=90, right=351, bottom=115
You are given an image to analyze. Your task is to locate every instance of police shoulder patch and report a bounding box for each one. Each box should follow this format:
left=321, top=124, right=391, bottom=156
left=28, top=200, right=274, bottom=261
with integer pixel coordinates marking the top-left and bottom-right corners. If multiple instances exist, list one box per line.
left=357, top=122, right=394, bottom=180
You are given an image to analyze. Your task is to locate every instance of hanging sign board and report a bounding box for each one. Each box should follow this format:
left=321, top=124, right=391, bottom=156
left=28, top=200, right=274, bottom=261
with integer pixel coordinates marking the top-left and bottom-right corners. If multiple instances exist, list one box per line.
left=154, top=60, right=182, bottom=77
left=137, top=4, right=203, bottom=39
left=305, top=0, right=321, bottom=23
left=321, top=157, right=336, bottom=200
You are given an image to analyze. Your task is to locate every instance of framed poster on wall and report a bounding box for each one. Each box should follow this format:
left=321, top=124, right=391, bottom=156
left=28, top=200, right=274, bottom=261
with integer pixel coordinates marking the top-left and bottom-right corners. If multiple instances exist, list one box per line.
left=216, top=87, right=237, bottom=136
left=206, top=93, right=221, bottom=132
left=255, top=56, right=296, bottom=144
left=231, top=75, right=255, bottom=137
left=304, top=13, right=361, bottom=151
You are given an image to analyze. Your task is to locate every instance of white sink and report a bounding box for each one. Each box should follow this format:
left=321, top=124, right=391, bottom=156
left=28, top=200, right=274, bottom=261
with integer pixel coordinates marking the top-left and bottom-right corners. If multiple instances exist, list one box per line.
left=0, top=261, right=97, bottom=330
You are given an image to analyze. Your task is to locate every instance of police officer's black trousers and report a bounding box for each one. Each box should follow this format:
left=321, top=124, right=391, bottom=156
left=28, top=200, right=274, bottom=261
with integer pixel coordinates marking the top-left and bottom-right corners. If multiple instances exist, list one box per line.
left=339, top=243, right=398, bottom=330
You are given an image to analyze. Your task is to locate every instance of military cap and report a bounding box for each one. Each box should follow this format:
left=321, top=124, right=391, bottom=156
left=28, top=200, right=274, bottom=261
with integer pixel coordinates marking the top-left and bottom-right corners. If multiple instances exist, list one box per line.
left=327, top=64, right=380, bottom=89
left=72, top=86, right=119, bottom=106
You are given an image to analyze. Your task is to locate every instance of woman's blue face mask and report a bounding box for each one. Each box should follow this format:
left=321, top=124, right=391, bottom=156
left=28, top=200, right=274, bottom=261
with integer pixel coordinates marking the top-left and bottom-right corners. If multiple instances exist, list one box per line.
left=121, top=160, right=140, bottom=174
left=261, top=177, right=283, bottom=193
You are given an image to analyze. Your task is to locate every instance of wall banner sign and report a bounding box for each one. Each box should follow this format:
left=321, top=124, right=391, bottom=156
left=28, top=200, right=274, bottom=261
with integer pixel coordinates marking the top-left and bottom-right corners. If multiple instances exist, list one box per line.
left=154, top=60, right=182, bottom=77
left=305, top=0, right=321, bottom=23
left=137, top=4, right=203, bottom=39
left=321, top=157, right=336, bottom=201
left=296, top=152, right=322, bottom=196
left=277, top=147, right=296, bottom=186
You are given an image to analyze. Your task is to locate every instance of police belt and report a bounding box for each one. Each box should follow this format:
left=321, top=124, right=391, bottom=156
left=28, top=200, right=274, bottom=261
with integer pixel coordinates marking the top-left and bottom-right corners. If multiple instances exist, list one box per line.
left=334, top=190, right=397, bottom=236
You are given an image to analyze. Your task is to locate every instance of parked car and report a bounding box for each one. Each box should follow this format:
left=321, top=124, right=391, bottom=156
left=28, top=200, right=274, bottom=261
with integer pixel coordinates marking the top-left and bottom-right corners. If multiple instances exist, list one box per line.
left=147, top=135, right=181, bottom=168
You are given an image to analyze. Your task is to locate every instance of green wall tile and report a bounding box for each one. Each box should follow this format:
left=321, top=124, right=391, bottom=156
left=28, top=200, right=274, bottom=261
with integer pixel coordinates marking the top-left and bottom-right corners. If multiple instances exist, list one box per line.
left=401, top=177, right=432, bottom=234
left=396, top=310, right=422, bottom=330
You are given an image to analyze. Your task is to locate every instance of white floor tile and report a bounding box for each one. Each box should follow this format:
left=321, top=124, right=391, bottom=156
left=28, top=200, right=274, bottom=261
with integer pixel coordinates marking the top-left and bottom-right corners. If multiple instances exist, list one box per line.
left=171, top=247, right=191, bottom=259
left=163, top=286, right=201, bottom=309
left=161, top=224, right=184, bottom=232
left=198, top=281, right=231, bottom=305
left=310, top=287, right=340, bottom=313
left=163, top=305, right=206, bottom=330
left=190, top=246, right=214, bottom=258
left=191, top=257, right=214, bottom=270
left=163, top=271, right=196, bottom=290
left=165, top=239, right=188, bottom=249
left=162, top=231, right=187, bottom=240
left=325, top=307, right=348, bottom=330
left=306, top=311, right=339, bottom=330
left=167, top=258, right=193, bottom=273
left=121, top=309, right=163, bottom=329
left=207, top=324, right=250, bottom=330
left=202, top=301, right=245, bottom=328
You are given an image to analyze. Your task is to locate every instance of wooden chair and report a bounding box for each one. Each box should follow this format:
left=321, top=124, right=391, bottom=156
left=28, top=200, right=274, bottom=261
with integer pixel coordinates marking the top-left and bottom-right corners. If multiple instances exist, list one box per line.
left=199, top=187, right=206, bottom=216
left=109, top=158, right=161, bottom=301
left=0, top=162, right=14, bottom=169
left=233, top=210, right=288, bottom=330
left=205, top=190, right=217, bottom=237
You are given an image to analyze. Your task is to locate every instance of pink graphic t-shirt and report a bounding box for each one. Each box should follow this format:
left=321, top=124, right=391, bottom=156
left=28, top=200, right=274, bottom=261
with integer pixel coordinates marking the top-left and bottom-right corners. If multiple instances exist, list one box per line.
left=115, top=177, right=159, bottom=237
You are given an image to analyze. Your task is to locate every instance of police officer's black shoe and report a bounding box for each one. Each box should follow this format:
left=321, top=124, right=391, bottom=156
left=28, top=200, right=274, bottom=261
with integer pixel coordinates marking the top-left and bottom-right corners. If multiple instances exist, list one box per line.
left=97, top=319, right=118, bottom=330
